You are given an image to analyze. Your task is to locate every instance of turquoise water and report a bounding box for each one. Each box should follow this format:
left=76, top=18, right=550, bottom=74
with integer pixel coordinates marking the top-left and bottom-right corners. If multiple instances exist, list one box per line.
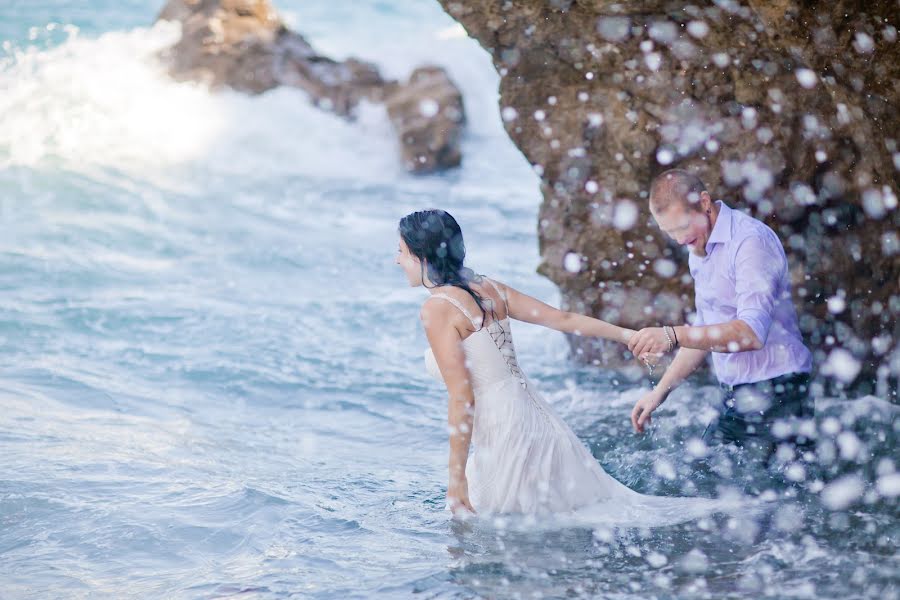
left=1, top=2, right=897, bottom=598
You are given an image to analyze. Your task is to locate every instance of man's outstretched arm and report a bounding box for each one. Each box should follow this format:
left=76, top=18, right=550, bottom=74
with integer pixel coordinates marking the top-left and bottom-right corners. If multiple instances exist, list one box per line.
left=631, top=347, right=709, bottom=433
left=629, top=320, right=761, bottom=358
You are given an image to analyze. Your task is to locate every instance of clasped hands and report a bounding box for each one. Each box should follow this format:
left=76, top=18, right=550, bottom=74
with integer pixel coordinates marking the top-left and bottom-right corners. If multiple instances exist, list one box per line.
left=627, top=326, right=674, bottom=367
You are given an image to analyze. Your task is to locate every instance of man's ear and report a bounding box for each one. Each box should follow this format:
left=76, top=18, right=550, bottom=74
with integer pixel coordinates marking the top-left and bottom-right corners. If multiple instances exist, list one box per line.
left=699, top=190, right=713, bottom=213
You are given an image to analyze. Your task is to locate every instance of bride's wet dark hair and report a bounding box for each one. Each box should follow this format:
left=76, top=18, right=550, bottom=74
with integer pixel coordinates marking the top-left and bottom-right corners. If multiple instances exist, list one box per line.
left=399, top=209, right=492, bottom=327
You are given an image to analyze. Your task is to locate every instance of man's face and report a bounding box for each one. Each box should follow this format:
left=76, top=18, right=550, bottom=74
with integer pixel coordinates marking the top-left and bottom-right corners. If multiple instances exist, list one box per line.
left=650, top=193, right=713, bottom=256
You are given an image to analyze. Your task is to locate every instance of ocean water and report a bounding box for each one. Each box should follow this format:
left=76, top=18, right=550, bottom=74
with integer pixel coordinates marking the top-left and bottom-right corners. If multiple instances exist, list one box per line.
left=0, top=2, right=897, bottom=598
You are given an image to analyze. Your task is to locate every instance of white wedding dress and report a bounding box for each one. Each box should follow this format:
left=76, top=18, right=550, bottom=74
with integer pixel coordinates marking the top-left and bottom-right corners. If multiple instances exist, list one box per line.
left=425, top=279, right=730, bottom=526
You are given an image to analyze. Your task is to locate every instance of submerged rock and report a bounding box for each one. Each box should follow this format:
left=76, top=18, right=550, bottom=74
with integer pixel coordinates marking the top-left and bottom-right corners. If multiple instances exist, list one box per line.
left=385, top=66, right=465, bottom=174
left=438, top=0, right=898, bottom=391
left=157, top=0, right=464, bottom=173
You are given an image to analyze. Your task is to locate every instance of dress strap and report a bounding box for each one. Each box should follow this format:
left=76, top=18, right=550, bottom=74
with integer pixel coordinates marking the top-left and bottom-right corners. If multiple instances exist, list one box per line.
left=427, top=293, right=481, bottom=325
left=484, top=278, right=507, bottom=306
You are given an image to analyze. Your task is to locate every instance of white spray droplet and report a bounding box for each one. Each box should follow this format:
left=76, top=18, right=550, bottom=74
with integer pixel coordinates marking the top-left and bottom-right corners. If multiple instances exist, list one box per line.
left=876, top=473, right=900, bottom=498
left=613, top=200, right=639, bottom=230
left=687, top=20, right=709, bottom=38
left=646, top=552, right=668, bottom=568
left=656, top=147, right=674, bottom=165
left=827, top=295, right=846, bottom=314
left=653, top=258, right=677, bottom=278
left=822, top=349, right=861, bottom=383
left=596, top=16, right=631, bottom=42
left=653, top=458, right=676, bottom=480
left=837, top=431, right=861, bottom=460
left=795, top=68, right=817, bottom=89
left=418, top=98, right=439, bottom=118
left=853, top=31, right=875, bottom=53
left=563, top=252, right=583, bottom=273
left=820, top=474, right=864, bottom=510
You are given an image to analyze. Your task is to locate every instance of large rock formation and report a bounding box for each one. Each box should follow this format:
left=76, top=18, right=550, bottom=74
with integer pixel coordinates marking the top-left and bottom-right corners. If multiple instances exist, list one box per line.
left=385, top=66, right=464, bottom=173
left=438, top=0, right=899, bottom=392
left=157, top=0, right=465, bottom=173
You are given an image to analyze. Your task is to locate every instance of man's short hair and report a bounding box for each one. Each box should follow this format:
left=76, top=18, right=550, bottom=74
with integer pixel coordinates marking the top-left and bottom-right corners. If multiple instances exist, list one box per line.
left=649, top=169, right=707, bottom=212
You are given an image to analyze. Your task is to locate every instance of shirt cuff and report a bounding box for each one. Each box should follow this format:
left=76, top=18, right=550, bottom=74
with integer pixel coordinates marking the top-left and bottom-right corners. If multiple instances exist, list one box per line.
left=737, top=308, right=772, bottom=346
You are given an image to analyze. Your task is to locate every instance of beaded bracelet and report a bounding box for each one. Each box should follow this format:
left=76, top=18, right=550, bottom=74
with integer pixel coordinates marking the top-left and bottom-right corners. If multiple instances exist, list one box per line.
left=662, top=325, right=675, bottom=352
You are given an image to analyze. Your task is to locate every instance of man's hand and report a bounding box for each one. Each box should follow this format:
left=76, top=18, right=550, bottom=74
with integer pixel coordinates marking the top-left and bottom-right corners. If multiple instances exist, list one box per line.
left=448, top=477, right=476, bottom=517
left=628, top=327, right=670, bottom=359
left=631, top=390, right=665, bottom=434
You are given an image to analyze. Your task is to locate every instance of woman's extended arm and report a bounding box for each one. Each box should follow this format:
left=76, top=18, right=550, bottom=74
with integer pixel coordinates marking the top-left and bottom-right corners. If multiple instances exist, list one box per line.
left=421, top=301, right=476, bottom=516
left=502, top=282, right=634, bottom=344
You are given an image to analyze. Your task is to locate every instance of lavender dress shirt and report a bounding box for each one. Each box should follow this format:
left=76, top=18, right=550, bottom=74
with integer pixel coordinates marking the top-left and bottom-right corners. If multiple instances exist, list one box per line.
left=688, top=201, right=812, bottom=386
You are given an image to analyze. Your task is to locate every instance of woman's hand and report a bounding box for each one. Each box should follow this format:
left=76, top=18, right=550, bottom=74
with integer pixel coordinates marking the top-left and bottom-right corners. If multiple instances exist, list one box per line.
left=448, top=477, right=476, bottom=517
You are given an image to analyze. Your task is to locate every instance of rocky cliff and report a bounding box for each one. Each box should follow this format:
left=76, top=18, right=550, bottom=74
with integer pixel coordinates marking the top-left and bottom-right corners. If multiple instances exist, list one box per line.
left=157, top=0, right=465, bottom=174
left=438, top=0, right=899, bottom=392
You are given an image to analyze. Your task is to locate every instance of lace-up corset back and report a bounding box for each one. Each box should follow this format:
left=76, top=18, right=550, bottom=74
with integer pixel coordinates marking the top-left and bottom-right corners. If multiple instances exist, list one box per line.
left=424, top=280, right=526, bottom=390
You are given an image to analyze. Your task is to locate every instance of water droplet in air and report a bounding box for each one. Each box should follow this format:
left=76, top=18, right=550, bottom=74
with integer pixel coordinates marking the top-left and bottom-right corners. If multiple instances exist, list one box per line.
left=646, top=552, right=668, bottom=568
left=785, top=463, right=806, bottom=482
left=645, top=52, right=662, bottom=71
left=795, top=68, right=817, bottom=89
left=656, top=147, right=674, bottom=165
left=687, top=20, right=709, bottom=38
left=852, top=32, right=875, bottom=53
left=418, top=99, right=439, bottom=118
left=827, top=295, right=846, bottom=314
left=821, top=474, right=864, bottom=510
left=596, top=16, right=631, bottom=42
left=613, top=200, right=638, bottom=230
left=501, top=106, right=518, bottom=122
left=686, top=438, right=708, bottom=458
left=563, top=252, right=583, bottom=273
left=653, top=458, right=676, bottom=480
left=822, top=348, right=861, bottom=383
left=648, top=21, right=677, bottom=44
left=876, top=473, right=900, bottom=498
left=712, top=53, right=730, bottom=68
left=653, top=258, right=677, bottom=278
left=837, top=431, right=861, bottom=460
left=678, top=549, right=709, bottom=573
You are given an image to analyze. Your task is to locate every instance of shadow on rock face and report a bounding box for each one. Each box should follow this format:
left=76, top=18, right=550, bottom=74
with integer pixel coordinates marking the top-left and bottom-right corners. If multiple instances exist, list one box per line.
left=156, top=0, right=465, bottom=174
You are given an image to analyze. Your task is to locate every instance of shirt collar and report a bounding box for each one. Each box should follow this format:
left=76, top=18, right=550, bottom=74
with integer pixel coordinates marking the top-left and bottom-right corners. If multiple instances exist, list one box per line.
left=706, top=200, right=732, bottom=250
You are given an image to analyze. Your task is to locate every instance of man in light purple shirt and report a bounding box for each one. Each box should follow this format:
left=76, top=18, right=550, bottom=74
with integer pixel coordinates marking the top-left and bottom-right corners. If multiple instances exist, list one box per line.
left=628, top=169, right=813, bottom=459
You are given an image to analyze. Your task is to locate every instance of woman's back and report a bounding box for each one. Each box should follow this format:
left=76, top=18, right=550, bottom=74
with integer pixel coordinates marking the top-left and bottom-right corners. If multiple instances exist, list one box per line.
left=424, top=278, right=528, bottom=392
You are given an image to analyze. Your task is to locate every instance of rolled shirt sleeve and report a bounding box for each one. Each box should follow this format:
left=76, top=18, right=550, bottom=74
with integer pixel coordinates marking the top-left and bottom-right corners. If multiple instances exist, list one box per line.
left=733, top=235, right=783, bottom=345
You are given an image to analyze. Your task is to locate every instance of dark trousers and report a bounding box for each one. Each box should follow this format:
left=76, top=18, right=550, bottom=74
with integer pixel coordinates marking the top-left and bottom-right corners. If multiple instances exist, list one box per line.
left=702, top=372, right=814, bottom=460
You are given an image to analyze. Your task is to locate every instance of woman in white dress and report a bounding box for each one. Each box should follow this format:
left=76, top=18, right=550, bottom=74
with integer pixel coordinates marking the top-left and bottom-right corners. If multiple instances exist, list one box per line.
left=396, top=209, right=725, bottom=524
